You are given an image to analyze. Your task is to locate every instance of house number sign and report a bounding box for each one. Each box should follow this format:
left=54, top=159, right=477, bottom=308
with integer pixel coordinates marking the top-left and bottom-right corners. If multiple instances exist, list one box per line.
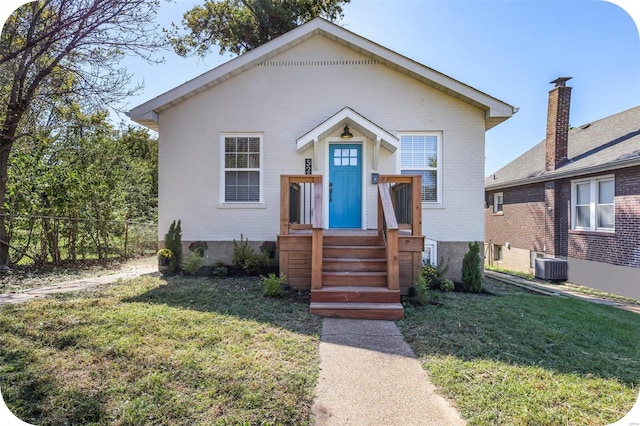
left=305, top=158, right=312, bottom=175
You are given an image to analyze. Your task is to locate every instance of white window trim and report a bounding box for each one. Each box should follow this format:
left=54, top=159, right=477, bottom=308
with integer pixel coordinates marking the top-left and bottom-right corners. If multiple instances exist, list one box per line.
left=218, top=133, right=264, bottom=206
left=493, top=192, right=504, bottom=214
left=570, top=175, right=615, bottom=232
left=398, top=132, right=443, bottom=204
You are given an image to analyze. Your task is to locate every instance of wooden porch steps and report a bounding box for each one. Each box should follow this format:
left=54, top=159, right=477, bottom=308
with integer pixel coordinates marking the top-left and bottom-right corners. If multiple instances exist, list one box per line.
left=309, top=302, right=404, bottom=320
left=311, top=286, right=400, bottom=303
left=309, top=234, right=404, bottom=320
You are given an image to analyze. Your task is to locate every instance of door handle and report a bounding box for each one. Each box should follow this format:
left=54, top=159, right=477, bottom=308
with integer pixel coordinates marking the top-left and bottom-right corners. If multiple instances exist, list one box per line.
left=329, top=182, right=333, bottom=202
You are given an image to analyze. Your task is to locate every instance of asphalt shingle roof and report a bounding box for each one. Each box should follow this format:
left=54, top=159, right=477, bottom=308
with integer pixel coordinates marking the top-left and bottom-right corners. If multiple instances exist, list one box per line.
left=486, top=105, right=640, bottom=189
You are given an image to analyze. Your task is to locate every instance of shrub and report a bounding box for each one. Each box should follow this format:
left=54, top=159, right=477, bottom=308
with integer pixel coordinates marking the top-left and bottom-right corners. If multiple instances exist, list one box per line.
left=232, top=234, right=254, bottom=270
left=182, top=252, right=204, bottom=276
left=415, top=274, right=433, bottom=306
left=262, top=273, right=287, bottom=298
left=439, top=278, right=455, bottom=292
left=243, top=252, right=270, bottom=276
left=232, top=234, right=270, bottom=275
left=461, top=242, right=484, bottom=293
left=212, top=266, right=228, bottom=277
left=164, top=220, right=183, bottom=273
left=420, top=257, right=449, bottom=290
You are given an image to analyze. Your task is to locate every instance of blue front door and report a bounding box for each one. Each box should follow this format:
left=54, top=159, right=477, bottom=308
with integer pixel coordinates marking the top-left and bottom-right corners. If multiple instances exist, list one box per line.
left=329, top=144, right=362, bottom=228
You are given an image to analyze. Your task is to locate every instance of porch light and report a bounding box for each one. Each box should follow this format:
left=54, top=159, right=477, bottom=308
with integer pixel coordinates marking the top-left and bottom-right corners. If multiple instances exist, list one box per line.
left=340, top=125, right=353, bottom=139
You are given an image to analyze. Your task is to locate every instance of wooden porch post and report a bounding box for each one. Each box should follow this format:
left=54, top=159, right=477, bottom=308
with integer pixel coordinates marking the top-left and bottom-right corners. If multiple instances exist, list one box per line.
left=280, top=176, right=290, bottom=236
left=412, top=175, right=422, bottom=236
left=311, top=176, right=323, bottom=290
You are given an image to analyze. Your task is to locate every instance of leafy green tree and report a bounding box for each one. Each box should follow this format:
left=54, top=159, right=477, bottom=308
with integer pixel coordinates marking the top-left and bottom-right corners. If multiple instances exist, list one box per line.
left=0, top=0, right=165, bottom=266
left=6, top=105, right=158, bottom=264
left=168, top=0, right=351, bottom=57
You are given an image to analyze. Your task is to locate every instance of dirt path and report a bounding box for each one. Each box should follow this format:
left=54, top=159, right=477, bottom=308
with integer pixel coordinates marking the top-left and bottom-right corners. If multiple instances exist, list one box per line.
left=0, top=256, right=158, bottom=306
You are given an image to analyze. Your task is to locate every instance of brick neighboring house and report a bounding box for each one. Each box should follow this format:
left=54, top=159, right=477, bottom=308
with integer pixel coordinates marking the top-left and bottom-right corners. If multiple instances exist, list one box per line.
left=484, top=77, right=640, bottom=300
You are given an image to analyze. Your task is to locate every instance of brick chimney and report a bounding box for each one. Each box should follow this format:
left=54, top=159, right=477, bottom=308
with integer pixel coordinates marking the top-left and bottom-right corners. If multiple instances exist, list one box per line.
left=545, top=77, right=572, bottom=171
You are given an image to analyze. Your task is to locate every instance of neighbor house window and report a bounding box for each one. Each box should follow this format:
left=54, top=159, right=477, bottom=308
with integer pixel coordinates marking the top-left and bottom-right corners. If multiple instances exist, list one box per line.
left=493, top=245, right=503, bottom=262
left=221, top=134, right=262, bottom=203
left=400, top=134, right=441, bottom=203
left=493, top=192, right=504, bottom=213
left=571, top=176, right=614, bottom=231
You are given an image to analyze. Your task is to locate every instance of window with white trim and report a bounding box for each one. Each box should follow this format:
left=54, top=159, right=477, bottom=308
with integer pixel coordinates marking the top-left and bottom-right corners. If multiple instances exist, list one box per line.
left=400, top=134, right=441, bottom=203
left=493, top=192, right=504, bottom=213
left=571, top=176, right=614, bottom=231
left=222, top=135, right=262, bottom=203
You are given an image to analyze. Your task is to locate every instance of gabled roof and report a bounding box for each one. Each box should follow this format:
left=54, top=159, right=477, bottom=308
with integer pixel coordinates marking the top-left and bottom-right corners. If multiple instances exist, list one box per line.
left=296, top=107, right=398, bottom=153
left=485, top=105, right=640, bottom=190
left=127, top=17, right=517, bottom=131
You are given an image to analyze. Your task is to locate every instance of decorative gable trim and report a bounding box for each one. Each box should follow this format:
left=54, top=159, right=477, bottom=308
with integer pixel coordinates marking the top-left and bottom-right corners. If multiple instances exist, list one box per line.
left=296, top=107, right=398, bottom=154
left=127, top=18, right=516, bottom=132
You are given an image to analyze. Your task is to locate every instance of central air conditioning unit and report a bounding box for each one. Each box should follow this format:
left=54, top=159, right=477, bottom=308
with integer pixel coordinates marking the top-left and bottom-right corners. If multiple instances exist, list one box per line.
left=535, top=258, right=568, bottom=281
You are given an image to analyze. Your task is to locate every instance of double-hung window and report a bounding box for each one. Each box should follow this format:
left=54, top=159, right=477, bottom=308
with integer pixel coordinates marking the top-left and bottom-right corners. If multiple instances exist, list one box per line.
left=221, top=135, right=262, bottom=203
left=571, top=175, right=614, bottom=231
left=400, top=134, right=441, bottom=203
left=493, top=192, right=504, bottom=214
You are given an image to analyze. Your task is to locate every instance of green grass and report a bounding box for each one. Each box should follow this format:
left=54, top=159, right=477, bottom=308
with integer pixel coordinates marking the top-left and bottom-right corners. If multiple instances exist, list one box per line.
left=485, top=264, right=535, bottom=280
left=0, top=275, right=322, bottom=425
left=399, top=279, right=640, bottom=425
left=485, top=264, right=640, bottom=306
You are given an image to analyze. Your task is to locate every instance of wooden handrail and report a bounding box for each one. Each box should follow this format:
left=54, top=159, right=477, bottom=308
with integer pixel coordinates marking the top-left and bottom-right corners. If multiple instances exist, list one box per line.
left=378, top=182, right=400, bottom=290
left=378, top=183, right=399, bottom=230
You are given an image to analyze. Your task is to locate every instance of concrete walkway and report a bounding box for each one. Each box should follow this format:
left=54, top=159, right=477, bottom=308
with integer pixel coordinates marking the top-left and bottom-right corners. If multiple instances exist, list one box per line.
left=313, top=318, right=465, bottom=425
left=0, top=259, right=157, bottom=306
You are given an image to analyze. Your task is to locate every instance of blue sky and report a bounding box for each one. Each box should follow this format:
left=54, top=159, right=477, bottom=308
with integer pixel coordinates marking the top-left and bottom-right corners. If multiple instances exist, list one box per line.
left=2, top=0, right=640, bottom=176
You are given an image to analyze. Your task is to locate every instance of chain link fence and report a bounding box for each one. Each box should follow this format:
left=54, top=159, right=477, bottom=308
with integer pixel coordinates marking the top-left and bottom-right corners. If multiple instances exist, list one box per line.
left=1, top=214, right=157, bottom=266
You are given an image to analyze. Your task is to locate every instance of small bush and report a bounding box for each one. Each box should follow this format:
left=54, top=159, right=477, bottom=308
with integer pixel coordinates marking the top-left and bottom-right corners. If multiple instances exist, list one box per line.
left=182, top=253, right=204, bottom=276
left=262, top=273, right=287, bottom=298
left=415, top=274, right=433, bottom=306
left=232, top=234, right=254, bottom=270
left=439, top=278, right=455, bottom=292
left=212, top=266, right=228, bottom=277
left=461, top=242, right=484, bottom=293
left=232, top=235, right=270, bottom=275
left=420, top=257, right=449, bottom=290
left=164, top=220, right=183, bottom=273
left=243, top=252, right=270, bottom=276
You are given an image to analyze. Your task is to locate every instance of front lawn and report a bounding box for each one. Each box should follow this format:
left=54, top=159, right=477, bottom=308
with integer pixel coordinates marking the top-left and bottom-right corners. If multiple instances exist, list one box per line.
left=0, top=275, right=322, bottom=425
left=399, top=278, right=640, bottom=425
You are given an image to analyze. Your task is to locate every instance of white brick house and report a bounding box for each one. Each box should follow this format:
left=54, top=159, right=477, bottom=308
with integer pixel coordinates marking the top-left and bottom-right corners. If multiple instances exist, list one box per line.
left=128, top=17, right=516, bottom=290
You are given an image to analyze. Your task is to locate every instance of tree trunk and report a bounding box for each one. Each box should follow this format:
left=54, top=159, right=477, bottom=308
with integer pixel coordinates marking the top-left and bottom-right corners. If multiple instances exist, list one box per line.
left=0, top=142, right=13, bottom=266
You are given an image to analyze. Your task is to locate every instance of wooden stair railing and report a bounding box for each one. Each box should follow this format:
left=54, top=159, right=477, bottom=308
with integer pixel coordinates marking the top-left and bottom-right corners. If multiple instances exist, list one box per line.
left=377, top=182, right=400, bottom=291
left=279, top=175, right=323, bottom=290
